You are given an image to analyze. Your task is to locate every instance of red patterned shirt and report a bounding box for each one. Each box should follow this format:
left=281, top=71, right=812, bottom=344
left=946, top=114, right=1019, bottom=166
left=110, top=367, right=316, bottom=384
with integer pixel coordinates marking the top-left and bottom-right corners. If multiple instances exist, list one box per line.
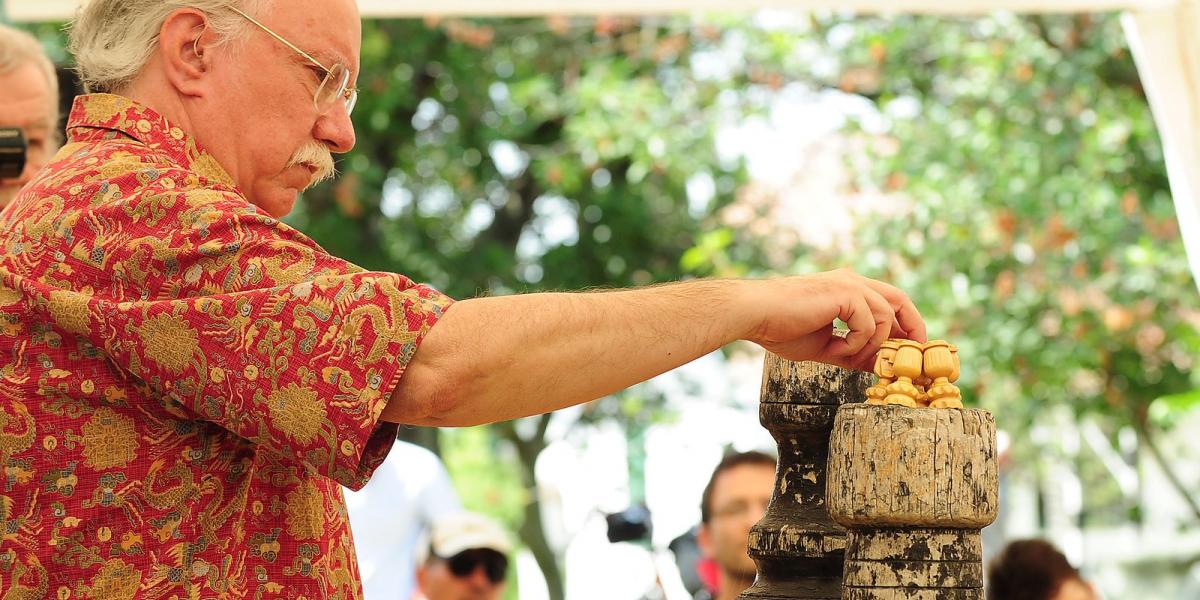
left=0, top=94, right=452, bottom=599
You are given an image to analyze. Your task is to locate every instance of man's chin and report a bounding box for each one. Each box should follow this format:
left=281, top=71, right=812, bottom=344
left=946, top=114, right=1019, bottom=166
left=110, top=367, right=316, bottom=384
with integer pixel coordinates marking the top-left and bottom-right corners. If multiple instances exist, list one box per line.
left=250, top=189, right=299, bottom=219
left=731, top=563, right=759, bottom=581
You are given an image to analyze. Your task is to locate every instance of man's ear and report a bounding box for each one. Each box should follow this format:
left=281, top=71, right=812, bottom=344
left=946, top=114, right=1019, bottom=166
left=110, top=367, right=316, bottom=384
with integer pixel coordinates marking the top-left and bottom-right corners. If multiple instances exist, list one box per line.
left=158, top=8, right=214, bottom=97
left=697, top=523, right=715, bottom=558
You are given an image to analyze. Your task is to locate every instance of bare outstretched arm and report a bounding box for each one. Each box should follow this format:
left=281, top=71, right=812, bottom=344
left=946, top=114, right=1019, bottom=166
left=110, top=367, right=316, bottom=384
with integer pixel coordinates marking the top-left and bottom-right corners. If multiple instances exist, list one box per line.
left=382, top=269, right=926, bottom=426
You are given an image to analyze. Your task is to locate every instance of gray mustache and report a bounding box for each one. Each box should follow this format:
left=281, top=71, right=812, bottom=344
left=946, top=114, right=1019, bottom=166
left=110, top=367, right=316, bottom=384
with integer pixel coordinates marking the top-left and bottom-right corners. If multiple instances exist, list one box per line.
left=286, top=142, right=336, bottom=190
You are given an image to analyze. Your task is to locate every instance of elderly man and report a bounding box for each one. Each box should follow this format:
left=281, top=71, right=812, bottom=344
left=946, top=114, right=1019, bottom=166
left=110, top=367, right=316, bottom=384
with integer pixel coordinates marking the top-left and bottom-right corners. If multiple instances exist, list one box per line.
left=0, top=24, right=59, bottom=208
left=0, top=0, right=926, bottom=597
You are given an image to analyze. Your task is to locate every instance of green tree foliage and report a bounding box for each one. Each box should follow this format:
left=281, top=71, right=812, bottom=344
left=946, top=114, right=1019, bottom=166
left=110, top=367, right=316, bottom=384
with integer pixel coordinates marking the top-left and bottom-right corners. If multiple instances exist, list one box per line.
left=288, top=18, right=764, bottom=599
left=770, top=13, right=1200, bottom=524
left=291, top=17, right=756, bottom=294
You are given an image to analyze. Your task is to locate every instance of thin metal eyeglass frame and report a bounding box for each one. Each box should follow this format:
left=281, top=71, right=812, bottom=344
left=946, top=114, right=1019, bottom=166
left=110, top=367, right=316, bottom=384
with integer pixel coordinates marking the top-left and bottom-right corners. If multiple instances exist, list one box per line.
left=226, top=6, right=358, bottom=115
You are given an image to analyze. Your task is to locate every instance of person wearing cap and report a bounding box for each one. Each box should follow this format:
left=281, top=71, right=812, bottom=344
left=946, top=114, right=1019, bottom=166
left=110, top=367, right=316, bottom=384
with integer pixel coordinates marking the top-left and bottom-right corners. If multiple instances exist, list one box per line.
left=416, top=512, right=512, bottom=600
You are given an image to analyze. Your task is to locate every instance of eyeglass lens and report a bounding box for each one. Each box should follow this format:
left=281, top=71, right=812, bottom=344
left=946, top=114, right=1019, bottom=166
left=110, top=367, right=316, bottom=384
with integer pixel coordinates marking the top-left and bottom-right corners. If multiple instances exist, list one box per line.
left=316, top=63, right=357, bottom=115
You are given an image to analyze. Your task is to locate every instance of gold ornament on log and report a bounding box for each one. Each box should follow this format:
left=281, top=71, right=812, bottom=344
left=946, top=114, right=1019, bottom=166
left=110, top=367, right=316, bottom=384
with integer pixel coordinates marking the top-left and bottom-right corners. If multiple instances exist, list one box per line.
left=871, top=339, right=963, bottom=408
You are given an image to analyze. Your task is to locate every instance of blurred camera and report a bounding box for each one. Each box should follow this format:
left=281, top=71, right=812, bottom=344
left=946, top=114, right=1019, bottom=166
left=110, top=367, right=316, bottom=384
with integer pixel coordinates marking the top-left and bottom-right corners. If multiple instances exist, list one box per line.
left=605, top=504, right=653, bottom=544
left=0, top=127, right=27, bottom=180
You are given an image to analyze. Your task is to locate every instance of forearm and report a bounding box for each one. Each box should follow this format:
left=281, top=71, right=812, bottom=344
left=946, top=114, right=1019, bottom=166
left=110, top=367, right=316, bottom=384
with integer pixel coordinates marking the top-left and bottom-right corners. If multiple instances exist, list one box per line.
left=381, top=279, right=754, bottom=426
left=380, top=269, right=928, bottom=426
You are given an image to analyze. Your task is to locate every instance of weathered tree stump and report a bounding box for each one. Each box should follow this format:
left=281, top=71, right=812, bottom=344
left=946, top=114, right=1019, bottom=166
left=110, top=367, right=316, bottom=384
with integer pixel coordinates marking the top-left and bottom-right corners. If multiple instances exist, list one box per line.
left=826, top=405, right=999, bottom=600
left=738, top=356, right=873, bottom=600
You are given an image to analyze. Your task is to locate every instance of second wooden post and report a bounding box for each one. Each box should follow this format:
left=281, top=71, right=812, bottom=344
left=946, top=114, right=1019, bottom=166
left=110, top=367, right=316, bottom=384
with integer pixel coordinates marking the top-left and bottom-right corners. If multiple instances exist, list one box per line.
left=826, top=404, right=999, bottom=599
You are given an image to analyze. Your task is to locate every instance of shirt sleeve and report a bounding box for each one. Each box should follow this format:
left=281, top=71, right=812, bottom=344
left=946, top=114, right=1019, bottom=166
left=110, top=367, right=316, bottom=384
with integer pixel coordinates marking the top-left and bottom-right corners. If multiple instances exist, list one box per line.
left=24, top=188, right=453, bottom=489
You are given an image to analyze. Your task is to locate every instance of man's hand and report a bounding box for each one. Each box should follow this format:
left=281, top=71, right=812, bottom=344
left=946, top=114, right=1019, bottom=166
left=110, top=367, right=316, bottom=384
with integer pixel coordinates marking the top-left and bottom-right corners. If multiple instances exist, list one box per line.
left=742, top=269, right=927, bottom=372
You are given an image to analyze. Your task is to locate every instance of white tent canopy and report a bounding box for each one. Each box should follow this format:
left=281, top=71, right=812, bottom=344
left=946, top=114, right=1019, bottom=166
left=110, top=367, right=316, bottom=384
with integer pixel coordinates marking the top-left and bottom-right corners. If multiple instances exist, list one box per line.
left=0, top=0, right=1181, bottom=18
left=5, top=0, right=1199, bottom=291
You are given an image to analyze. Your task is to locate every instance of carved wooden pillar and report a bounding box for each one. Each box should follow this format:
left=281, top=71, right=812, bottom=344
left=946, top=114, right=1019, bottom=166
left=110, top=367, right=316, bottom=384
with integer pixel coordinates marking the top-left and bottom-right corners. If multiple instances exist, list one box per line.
left=738, top=357, right=873, bottom=600
left=827, top=405, right=999, bottom=599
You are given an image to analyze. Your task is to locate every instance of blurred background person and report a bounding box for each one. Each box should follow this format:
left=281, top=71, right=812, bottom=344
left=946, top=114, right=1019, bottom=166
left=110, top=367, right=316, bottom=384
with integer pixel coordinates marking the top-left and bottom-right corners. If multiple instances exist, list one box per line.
left=346, top=439, right=462, bottom=599
left=695, top=451, right=777, bottom=600
left=0, top=23, right=58, bottom=208
left=987, top=539, right=1101, bottom=600
left=416, top=511, right=512, bottom=600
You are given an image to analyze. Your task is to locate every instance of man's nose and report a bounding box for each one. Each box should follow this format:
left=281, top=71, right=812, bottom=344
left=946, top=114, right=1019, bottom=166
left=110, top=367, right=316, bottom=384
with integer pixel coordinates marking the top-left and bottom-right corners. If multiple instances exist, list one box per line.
left=741, top=501, right=770, bottom=528
left=314, top=104, right=356, bottom=154
left=465, top=565, right=494, bottom=589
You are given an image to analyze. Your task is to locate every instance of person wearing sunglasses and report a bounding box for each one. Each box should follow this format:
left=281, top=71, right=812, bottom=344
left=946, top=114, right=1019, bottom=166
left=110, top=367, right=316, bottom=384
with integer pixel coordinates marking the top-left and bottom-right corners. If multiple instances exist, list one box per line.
left=416, top=512, right=512, bottom=600
left=0, top=0, right=927, bottom=598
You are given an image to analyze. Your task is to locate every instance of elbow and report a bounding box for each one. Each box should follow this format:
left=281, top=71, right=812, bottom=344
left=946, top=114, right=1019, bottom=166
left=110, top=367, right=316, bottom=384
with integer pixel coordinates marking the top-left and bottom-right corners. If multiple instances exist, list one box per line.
left=379, top=302, right=497, bottom=427
left=380, top=361, right=481, bottom=427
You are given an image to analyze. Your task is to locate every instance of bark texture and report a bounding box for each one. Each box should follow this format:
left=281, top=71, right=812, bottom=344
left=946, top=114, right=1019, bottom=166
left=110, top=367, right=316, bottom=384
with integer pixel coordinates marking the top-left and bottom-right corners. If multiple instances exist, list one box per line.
left=738, top=357, right=872, bottom=600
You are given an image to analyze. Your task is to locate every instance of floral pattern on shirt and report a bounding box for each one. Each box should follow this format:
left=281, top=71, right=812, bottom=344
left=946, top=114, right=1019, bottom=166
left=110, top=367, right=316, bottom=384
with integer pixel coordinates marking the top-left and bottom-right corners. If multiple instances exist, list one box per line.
left=0, top=94, right=453, bottom=599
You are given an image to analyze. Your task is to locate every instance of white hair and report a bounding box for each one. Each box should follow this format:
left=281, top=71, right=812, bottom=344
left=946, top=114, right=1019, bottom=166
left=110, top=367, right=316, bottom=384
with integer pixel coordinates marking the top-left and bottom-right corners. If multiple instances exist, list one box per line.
left=68, top=0, right=269, bottom=94
left=0, top=23, right=60, bottom=140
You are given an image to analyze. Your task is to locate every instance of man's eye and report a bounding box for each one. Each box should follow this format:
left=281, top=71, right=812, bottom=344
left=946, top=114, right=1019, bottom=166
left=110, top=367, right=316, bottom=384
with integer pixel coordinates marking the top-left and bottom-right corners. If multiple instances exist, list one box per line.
left=309, top=66, right=328, bottom=83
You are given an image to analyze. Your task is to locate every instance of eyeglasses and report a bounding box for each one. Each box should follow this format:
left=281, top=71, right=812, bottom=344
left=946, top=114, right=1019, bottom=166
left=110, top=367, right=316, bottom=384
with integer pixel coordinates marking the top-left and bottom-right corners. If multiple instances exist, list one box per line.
left=710, top=497, right=771, bottom=521
left=227, top=7, right=358, bottom=116
left=442, top=549, right=508, bottom=584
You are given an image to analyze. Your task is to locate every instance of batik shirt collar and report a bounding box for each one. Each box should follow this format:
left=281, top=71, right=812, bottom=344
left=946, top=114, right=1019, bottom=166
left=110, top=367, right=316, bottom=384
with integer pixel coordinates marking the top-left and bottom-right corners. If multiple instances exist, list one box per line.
left=66, top=92, right=238, bottom=188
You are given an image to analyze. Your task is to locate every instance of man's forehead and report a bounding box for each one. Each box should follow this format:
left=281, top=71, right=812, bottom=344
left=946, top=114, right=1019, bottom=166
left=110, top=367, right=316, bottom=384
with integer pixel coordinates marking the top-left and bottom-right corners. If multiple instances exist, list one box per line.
left=0, top=65, right=53, bottom=130
left=0, top=63, right=52, bottom=104
left=713, top=463, right=775, bottom=496
left=264, top=0, right=361, bottom=74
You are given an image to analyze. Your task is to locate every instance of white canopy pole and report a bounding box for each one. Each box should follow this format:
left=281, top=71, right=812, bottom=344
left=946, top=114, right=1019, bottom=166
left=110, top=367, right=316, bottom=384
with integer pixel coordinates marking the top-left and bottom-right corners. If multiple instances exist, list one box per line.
left=1, top=0, right=1178, bottom=21
left=1124, top=1, right=1200, bottom=291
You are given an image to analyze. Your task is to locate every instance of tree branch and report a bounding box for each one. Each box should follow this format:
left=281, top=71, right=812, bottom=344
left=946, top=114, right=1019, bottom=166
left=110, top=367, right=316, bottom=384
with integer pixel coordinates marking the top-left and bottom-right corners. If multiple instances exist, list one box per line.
left=1131, top=406, right=1200, bottom=523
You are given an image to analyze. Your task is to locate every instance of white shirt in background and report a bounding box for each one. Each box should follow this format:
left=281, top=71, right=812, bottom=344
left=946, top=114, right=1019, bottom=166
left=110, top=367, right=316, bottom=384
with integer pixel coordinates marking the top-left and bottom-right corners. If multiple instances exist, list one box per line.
left=346, top=440, right=462, bottom=600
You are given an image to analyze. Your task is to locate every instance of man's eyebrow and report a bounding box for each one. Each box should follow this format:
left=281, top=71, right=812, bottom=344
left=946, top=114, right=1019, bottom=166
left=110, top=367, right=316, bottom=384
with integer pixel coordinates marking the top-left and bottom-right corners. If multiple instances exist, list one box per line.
left=307, top=49, right=358, bottom=79
left=295, top=47, right=343, bottom=69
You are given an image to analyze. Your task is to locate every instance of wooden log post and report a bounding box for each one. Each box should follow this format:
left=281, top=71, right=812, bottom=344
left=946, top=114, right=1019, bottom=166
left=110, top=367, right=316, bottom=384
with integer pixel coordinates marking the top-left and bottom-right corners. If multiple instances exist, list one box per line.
left=826, top=405, right=999, bottom=600
left=738, top=356, right=873, bottom=600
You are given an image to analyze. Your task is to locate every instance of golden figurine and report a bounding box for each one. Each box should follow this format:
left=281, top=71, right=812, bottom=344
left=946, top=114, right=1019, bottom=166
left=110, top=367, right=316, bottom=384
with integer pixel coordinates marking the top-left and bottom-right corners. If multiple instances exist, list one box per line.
left=866, top=340, right=900, bottom=405
left=882, top=340, right=923, bottom=408
left=924, top=340, right=963, bottom=409
left=866, top=338, right=965, bottom=409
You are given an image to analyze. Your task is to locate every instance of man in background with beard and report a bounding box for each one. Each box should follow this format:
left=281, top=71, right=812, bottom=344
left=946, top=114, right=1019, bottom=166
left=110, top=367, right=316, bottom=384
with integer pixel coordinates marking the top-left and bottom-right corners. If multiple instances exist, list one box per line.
left=696, top=451, right=778, bottom=600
